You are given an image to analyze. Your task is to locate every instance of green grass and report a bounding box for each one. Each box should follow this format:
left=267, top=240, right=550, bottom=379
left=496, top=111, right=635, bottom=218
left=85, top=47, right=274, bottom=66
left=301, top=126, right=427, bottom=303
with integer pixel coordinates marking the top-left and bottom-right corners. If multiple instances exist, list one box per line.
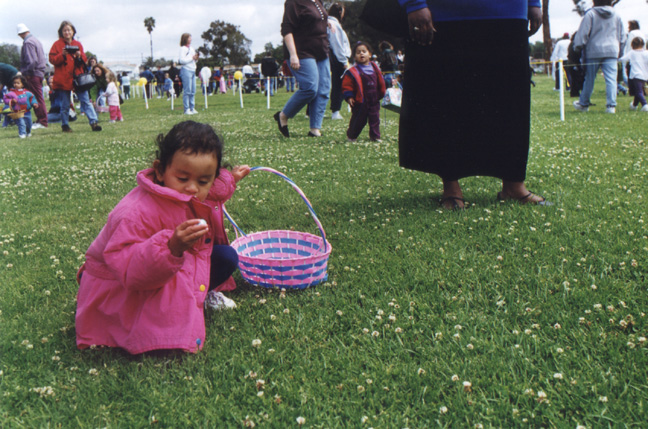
left=1, top=76, right=647, bottom=427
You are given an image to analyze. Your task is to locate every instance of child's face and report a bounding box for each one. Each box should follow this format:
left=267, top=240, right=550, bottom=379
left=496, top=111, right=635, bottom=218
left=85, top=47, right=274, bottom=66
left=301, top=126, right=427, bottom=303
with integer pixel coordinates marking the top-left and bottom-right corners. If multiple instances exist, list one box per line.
left=154, top=150, right=219, bottom=202
left=355, top=46, right=371, bottom=65
left=13, top=79, right=23, bottom=90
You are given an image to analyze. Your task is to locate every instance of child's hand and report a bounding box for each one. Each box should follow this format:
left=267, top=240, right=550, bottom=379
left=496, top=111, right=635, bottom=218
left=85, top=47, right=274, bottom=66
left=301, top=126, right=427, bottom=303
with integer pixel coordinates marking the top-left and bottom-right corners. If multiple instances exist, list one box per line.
left=232, top=165, right=251, bottom=183
left=347, top=98, right=355, bottom=108
left=167, top=219, right=209, bottom=257
left=33, top=103, right=39, bottom=109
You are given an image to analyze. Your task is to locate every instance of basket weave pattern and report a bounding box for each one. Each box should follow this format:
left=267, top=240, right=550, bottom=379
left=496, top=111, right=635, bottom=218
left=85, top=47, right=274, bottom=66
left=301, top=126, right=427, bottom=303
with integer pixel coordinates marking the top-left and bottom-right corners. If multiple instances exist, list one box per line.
left=226, top=167, right=332, bottom=290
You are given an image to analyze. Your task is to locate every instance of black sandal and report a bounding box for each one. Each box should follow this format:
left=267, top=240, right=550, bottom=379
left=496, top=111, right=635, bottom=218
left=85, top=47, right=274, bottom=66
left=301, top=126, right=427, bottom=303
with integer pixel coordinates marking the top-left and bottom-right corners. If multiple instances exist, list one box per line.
left=439, top=196, right=466, bottom=211
left=273, top=111, right=289, bottom=137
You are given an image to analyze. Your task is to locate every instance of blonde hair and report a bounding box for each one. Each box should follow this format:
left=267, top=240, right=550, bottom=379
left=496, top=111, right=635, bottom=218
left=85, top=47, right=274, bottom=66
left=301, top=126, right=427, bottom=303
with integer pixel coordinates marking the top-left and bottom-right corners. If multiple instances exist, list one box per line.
left=106, top=71, right=118, bottom=84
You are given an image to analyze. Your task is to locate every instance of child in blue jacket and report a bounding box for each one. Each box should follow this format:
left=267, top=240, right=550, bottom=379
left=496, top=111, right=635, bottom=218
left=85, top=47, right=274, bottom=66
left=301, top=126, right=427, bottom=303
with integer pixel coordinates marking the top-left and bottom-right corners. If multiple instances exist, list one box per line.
left=3, top=75, right=39, bottom=138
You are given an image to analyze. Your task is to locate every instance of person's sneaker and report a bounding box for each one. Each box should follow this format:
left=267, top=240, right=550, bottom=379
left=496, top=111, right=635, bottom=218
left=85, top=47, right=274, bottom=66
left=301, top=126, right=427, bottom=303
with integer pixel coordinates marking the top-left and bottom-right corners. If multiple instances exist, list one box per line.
left=31, top=123, right=46, bottom=130
left=91, top=123, right=102, bottom=131
left=27, top=133, right=32, bottom=137
left=605, top=106, right=616, bottom=114
left=62, top=125, right=72, bottom=133
left=19, top=134, right=26, bottom=139
left=191, top=109, right=199, bottom=114
left=184, top=109, right=192, bottom=115
left=630, top=101, right=637, bottom=111
left=204, top=291, right=237, bottom=311
left=109, top=120, right=116, bottom=123
left=641, top=104, right=648, bottom=112
left=573, top=101, right=589, bottom=112
left=331, top=111, right=343, bottom=120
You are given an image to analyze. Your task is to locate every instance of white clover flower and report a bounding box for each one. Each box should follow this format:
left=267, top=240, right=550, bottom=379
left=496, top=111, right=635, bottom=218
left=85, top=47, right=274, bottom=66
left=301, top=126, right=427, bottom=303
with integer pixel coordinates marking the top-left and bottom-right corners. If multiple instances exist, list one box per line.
left=454, top=324, right=462, bottom=330
left=336, top=310, right=343, bottom=316
left=362, top=328, right=370, bottom=334
left=257, top=391, right=264, bottom=397
left=296, top=417, right=305, bottom=425
left=554, top=373, right=563, bottom=380
left=451, top=374, right=459, bottom=382
left=88, top=368, right=99, bottom=376
left=463, top=381, right=472, bottom=392
left=599, top=396, right=608, bottom=403
left=554, top=323, right=562, bottom=330
left=556, top=348, right=564, bottom=353
left=371, top=331, right=380, bottom=337
left=283, top=308, right=290, bottom=314
left=537, top=391, right=547, bottom=402
left=439, top=406, right=448, bottom=414
left=496, top=255, right=503, bottom=261
left=467, top=344, right=474, bottom=350
left=270, top=314, right=276, bottom=320
left=361, top=416, right=369, bottom=424
left=417, top=368, right=425, bottom=375
left=252, top=339, right=262, bottom=347
left=389, top=314, right=396, bottom=322
left=395, top=327, right=403, bottom=333
left=366, top=379, right=373, bottom=384
left=357, top=385, right=365, bottom=393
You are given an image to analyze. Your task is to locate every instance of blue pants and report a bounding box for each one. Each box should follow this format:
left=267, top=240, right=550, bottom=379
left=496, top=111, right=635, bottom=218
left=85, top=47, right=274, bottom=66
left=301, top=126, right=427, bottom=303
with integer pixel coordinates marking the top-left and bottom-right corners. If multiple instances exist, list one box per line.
left=285, top=76, right=295, bottom=92
left=579, top=58, right=618, bottom=108
left=16, top=111, right=32, bottom=136
left=180, top=68, right=196, bottom=112
left=283, top=57, right=331, bottom=130
left=209, top=245, right=239, bottom=289
left=56, top=89, right=98, bottom=126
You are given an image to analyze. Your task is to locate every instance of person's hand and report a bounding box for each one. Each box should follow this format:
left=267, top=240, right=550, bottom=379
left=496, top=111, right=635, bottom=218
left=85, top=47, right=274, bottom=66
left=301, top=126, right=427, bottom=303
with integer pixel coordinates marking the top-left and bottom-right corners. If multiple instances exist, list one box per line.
left=33, top=103, right=39, bottom=109
left=232, top=165, right=251, bottom=183
left=167, top=219, right=209, bottom=257
left=528, top=6, right=542, bottom=36
left=347, top=97, right=355, bottom=108
left=408, top=7, right=435, bottom=46
left=290, top=55, right=300, bottom=71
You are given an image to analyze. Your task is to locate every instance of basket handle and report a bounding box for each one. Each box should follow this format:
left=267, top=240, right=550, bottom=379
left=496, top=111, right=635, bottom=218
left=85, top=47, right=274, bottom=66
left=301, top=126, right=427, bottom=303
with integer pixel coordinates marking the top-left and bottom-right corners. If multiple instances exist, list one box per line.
left=223, top=167, right=328, bottom=252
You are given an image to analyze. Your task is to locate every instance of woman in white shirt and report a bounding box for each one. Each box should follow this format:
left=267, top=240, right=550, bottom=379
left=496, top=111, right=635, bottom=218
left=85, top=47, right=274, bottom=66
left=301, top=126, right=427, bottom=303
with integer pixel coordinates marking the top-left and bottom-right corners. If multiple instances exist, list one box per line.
left=327, top=3, right=351, bottom=120
left=178, top=33, right=199, bottom=115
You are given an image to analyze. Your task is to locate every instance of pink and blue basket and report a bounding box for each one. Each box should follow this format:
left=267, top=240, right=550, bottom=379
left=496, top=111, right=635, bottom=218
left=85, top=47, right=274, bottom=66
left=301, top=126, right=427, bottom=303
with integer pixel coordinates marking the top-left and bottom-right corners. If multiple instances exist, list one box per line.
left=224, top=167, right=332, bottom=290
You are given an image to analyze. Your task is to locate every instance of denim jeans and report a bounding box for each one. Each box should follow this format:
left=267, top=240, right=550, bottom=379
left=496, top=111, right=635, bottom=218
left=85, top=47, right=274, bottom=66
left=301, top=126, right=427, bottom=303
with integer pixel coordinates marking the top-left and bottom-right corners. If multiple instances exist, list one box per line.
left=285, top=76, right=295, bottom=92
left=283, top=57, right=331, bottom=130
left=57, top=90, right=98, bottom=126
left=16, top=111, right=32, bottom=136
left=180, top=67, right=196, bottom=111
left=579, top=58, right=618, bottom=108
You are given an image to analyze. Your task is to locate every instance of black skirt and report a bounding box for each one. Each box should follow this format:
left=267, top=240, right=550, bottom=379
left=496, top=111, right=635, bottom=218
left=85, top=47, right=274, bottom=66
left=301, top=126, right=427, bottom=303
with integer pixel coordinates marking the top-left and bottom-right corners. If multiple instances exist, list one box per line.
left=398, top=20, right=531, bottom=182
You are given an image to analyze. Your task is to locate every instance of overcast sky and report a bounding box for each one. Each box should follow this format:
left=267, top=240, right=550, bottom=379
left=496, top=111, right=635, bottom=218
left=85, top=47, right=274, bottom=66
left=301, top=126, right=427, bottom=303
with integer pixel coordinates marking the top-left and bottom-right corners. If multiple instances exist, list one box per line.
left=1, top=0, right=647, bottom=66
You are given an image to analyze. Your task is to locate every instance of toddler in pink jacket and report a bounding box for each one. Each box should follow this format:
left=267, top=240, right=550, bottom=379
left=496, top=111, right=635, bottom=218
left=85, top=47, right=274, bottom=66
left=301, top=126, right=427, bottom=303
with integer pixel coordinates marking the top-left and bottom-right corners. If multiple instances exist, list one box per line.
left=75, top=121, right=250, bottom=354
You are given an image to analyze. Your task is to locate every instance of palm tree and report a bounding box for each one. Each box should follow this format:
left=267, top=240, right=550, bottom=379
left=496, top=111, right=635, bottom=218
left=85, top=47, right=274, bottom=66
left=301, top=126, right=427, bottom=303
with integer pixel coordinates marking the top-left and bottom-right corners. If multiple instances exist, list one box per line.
left=144, top=17, right=156, bottom=60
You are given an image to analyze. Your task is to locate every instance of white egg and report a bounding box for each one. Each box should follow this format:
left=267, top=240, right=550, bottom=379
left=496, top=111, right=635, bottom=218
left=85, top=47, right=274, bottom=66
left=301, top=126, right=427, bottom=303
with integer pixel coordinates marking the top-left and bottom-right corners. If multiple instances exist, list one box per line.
left=197, top=219, right=207, bottom=226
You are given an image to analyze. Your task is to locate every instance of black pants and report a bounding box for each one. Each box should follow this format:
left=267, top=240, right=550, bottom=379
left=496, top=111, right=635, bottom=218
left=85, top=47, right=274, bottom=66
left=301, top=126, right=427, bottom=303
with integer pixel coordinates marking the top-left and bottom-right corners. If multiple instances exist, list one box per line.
left=329, top=59, right=346, bottom=112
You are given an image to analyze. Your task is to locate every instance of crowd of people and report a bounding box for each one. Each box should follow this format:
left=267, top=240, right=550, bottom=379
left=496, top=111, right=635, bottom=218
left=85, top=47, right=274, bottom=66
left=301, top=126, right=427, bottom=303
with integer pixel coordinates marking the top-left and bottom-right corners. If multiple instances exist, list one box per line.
left=550, top=1, right=647, bottom=113
left=2, top=1, right=646, bottom=356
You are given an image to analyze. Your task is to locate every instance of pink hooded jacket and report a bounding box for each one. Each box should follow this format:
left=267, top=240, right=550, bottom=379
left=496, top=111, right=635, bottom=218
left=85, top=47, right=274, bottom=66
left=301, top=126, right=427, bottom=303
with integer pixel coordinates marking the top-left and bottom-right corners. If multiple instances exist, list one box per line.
left=75, top=168, right=237, bottom=354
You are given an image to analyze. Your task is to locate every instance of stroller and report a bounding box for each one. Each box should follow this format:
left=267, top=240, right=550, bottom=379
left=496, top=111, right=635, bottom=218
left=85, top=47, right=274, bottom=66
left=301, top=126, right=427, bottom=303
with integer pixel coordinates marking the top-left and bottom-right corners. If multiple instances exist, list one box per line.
left=243, top=73, right=261, bottom=93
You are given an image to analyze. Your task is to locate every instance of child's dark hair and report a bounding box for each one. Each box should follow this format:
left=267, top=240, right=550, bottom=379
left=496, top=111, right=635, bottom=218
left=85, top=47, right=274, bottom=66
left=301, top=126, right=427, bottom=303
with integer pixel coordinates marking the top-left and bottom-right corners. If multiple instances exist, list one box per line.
left=353, top=41, right=372, bottom=56
left=12, top=74, right=26, bottom=87
left=631, top=36, right=645, bottom=49
left=155, top=121, right=223, bottom=177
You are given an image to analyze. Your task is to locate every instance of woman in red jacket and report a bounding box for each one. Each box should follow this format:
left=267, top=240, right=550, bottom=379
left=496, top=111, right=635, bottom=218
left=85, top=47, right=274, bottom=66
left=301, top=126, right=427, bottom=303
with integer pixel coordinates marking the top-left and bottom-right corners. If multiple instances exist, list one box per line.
left=49, top=20, right=101, bottom=133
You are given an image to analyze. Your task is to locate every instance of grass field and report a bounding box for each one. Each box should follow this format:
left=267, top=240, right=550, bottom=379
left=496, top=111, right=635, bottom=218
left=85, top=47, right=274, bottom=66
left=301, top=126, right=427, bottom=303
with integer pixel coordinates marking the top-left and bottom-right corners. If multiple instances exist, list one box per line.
left=1, top=75, right=647, bottom=427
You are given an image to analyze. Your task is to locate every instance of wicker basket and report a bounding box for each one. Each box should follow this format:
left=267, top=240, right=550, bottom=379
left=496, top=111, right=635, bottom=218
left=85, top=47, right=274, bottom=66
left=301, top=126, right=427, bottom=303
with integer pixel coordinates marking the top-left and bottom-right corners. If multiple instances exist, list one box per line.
left=224, top=167, right=332, bottom=290
left=8, top=111, right=25, bottom=120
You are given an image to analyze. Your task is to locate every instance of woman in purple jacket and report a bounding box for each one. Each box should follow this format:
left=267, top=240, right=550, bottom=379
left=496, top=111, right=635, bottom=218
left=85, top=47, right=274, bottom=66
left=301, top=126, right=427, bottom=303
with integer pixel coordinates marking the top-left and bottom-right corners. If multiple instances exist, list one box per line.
left=397, top=0, right=548, bottom=210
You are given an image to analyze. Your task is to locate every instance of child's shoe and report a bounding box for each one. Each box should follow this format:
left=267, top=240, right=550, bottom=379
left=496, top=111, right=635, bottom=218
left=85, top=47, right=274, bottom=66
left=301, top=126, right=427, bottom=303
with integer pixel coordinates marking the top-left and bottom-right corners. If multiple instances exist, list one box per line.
left=109, top=120, right=116, bottom=123
left=331, top=111, right=343, bottom=120
left=630, top=101, right=637, bottom=111
left=573, top=101, right=588, bottom=112
left=605, top=106, right=616, bottom=114
left=19, top=134, right=26, bottom=139
left=27, top=133, right=32, bottom=137
left=204, top=290, right=237, bottom=311
left=641, top=104, right=648, bottom=112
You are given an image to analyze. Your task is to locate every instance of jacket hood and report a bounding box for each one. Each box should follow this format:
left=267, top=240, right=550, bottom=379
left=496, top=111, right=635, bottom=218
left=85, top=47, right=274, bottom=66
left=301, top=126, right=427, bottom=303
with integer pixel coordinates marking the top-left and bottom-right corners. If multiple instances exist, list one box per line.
left=593, top=6, right=614, bottom=19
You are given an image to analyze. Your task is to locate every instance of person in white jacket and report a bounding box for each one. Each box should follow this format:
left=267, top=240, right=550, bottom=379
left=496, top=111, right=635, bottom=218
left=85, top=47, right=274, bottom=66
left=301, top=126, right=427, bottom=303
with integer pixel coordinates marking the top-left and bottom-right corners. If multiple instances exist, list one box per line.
left=178, top=33, right=199, bottom=115
left=619, top=36, right=648, bottom=111
left=551, top=33, right=571, bottom=90
left=327, top=3, right=351, bottom=120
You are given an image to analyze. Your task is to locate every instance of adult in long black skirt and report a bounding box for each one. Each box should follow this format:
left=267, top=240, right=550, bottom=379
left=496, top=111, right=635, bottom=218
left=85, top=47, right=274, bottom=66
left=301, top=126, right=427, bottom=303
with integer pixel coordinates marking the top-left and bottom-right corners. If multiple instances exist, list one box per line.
left=398, top=1, right=549, bottom=210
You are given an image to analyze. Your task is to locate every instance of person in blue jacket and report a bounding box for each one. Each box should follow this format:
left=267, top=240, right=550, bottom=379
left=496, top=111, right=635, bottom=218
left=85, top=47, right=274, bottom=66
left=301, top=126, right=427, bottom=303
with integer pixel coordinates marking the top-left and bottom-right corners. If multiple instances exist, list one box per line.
left=397, top=0, right=549, bottom=210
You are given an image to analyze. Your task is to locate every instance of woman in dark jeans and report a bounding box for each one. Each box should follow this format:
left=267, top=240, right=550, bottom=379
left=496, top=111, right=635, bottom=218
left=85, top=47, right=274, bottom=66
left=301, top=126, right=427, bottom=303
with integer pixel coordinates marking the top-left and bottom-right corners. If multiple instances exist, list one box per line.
left=327, top=3, right=351, bottom=120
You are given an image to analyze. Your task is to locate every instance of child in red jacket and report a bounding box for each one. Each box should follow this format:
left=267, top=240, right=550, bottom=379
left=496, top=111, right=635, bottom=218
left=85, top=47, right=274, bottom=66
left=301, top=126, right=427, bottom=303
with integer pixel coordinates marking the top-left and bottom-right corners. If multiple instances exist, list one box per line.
left=342, top=42, right=386, bottom=142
